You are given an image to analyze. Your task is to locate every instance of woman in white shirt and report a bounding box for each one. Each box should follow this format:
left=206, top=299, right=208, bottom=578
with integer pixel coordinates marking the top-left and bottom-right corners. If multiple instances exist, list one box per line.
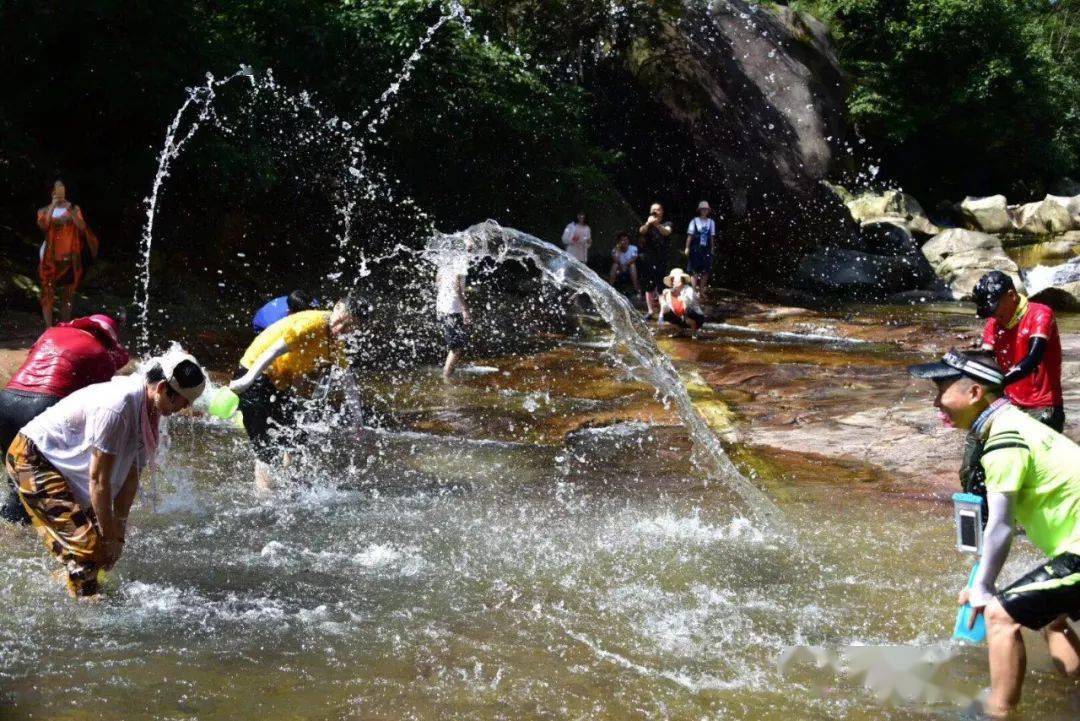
left=4, top=354, right=205, bottom=597
left=561, top=211, right=592, bottom=264
left=659, top=268, right=706, bottom=332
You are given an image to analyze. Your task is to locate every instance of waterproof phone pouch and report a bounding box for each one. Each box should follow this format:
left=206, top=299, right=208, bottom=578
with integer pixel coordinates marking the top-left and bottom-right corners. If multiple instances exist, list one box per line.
left=953, top=561, right=987, bottom=644
left=953, top=492, right=983, bottom=554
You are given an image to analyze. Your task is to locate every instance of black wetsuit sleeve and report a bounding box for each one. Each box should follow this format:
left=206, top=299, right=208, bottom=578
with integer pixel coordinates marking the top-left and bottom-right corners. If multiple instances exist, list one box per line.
left=1003, top=336, right=1047, bottom=386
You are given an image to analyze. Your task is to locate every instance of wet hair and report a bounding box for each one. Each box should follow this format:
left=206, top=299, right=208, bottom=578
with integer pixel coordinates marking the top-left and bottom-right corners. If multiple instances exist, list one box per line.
left=287, top=289, right=315, bottom=313
left=337, top=293, right=368, bottom=319
left=145, top=360, right=206, bottom=398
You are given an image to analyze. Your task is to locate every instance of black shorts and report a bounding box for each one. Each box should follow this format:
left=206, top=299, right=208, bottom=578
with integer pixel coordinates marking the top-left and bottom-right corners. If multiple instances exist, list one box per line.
left=441, top=314, right=468, bottom=351
left=999, top=552, right=1080, bottom=630
left=664, top=309, right=706, bottom=329
left=0, top=389, right=59, bottom=524
left=639, top=259, right=666, bottom=294
left=1021, top=405, right=1065, bottom=433
left=233, top=367, right=306, bottom=464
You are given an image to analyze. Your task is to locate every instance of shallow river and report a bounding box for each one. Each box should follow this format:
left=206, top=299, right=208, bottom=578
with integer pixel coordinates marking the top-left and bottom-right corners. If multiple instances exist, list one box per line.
left=1, top=326, right=1077, bottom=720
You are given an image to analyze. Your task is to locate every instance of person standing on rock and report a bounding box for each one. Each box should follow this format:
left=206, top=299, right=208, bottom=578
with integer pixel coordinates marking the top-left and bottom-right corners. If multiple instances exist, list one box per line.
left=974, top=271, right=1064, bottom=431
left=5, top=354, right=205, bottom=597
left=908, top=349, right=1080, bottom=717
left=637, top=202, right=673, bottom=320
left=561, top=211, right=592, bottom=265
left=684, top=200, right=717, bottom=291
left=36, top=180, right=98, bottom=328
left=436, top=257, right=471, bottom=381
left=0, top=314, right=130, bottom=524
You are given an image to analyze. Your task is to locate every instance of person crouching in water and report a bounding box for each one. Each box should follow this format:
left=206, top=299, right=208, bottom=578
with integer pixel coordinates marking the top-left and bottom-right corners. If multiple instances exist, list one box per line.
left=908, top=349, right=1080, bottom=716
left=4, top=354, right=205, bottom=597
left=229, top=298, right=359, bottom=490
left=659, top=268, right=705, bottom=333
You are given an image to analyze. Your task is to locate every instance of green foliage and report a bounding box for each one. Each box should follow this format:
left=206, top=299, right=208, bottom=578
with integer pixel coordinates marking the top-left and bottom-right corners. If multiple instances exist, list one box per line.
left=804, top=0, right=1079, bottom=199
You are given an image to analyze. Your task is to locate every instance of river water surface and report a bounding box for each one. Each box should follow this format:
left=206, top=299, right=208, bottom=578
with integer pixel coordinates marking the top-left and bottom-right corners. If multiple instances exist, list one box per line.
left=1, top=314, right=1078, bottom=720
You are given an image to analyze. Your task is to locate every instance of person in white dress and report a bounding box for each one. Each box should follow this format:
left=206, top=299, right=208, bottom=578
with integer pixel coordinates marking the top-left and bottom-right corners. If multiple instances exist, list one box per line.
left=561, top=211, right=592, bottom=264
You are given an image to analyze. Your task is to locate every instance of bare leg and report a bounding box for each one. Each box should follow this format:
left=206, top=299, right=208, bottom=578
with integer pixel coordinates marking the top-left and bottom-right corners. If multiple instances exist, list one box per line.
left=443, top=350, right=461, bottom=380
left=984, top=599, right=1027, bottom=716
left=645, top=291, right=659, bottom=318
left=254, top=460, right=274, bottom=493
left=608, top=263, right=618, bottom=285
left=59, top=285, right=75, bottom=322
left=630, top=265, right=641, bottom=295
left=700, top=271, right=710, bottom=290
left=41, top=283, right=55, bottom=328
left=1044, top=615, right=1080, bottom=676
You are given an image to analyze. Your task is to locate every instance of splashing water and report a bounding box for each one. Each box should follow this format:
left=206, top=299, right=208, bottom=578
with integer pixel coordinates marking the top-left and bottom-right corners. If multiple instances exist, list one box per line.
left=1024, top=255, right=1080, bottom=297
left=427, top=221, right=785, bottom=529
left=134, top=0, right=470, bottom=351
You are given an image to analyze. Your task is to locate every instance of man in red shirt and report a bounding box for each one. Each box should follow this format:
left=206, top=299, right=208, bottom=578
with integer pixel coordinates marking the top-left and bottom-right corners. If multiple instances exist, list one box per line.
left=0, top=314, right=129, bottom=523
left=974, top=271, right=1064, bottom=431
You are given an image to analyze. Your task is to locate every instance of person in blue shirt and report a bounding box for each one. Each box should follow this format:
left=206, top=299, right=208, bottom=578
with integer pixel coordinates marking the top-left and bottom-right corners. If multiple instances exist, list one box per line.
left=252, top=290, right=317, bottom=332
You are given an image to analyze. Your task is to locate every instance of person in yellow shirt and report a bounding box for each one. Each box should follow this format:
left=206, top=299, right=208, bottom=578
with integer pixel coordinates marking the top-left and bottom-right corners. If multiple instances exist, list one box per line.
left=229, top=298, right=360, bottom=489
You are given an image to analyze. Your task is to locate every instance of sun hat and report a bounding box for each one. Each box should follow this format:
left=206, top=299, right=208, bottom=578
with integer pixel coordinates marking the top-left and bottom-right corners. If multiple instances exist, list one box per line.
left=663, top=268, right=692, bottom=287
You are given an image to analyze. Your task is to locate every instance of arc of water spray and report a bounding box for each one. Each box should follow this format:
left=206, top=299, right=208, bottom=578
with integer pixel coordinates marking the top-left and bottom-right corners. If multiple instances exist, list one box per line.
left=135, top=1, right=469, bottom=350
left=428, top=221, right=786, bottom=530
left=135, top=67, right=256, bottom=353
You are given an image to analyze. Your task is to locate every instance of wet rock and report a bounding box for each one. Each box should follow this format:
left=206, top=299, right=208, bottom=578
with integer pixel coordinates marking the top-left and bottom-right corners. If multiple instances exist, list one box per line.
left=795, top=247, right=936, bottom=296
left=1046, top=195, right=1080, bottom=228
left=846, top=190, right=939, bottom=236
left=959, top=195, right=1011, bottom=234
left=921, top=228, right=1022, bottom=299
left=1030, top=282, right=1080, bottom=312
left=1013, top=197, right=1075, bottom=235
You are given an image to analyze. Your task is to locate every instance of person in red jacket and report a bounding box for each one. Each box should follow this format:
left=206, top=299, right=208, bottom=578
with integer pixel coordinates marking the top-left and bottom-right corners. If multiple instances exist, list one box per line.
left=974, top=271, right=1064, bottom=430
left=1, top=314, right=129, bottom=523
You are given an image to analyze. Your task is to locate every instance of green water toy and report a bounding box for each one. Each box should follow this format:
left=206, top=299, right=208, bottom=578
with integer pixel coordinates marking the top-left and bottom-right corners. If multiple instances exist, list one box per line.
left=208, top=387, right=240, bottom=420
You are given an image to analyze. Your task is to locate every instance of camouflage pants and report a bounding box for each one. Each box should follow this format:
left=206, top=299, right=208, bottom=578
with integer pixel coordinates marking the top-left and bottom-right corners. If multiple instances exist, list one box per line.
left=5, top=434, right=104, bottom=597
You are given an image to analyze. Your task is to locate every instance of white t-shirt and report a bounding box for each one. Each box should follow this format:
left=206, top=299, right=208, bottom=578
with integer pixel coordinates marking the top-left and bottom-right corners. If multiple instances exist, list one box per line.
left=613, top=244, right=639, bottom=269
left=435, top=266, right=465, bottom=316
left=660, top=285, right=703, bottom=317
left=687, top=217, right=716, bottom=248
left=561, top=222, right=591, bottom=262
left=22, top=375, right=152, bottom=508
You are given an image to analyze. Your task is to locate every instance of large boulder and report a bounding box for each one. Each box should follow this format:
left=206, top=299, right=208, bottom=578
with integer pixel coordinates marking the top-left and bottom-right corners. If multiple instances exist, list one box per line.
left=1026, top=256, right=1080, bottom=311
left=795, top=247, right=936, bottom=295
left=846, top=190, right=939, bottom=236
left=596, top=0, right=861, bottom=285
left=921, top=228, right=1023, bottom=299
left=1045, top=194, right=1080, bottom=228
left=1012, top=197, right=1075, bottom=235
left=960, top=195, right=1011, bottom=234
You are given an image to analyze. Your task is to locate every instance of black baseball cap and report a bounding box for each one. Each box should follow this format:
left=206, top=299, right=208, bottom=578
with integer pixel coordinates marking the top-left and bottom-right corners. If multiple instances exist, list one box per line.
left=971, top=271, right=1015, bottom=318
left=907, top=349, right=1003, bottom=387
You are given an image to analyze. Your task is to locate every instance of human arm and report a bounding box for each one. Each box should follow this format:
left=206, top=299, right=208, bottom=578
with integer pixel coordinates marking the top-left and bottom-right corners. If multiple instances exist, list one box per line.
left=561, top=223, right=573, bottom=246
left=229, top=339, right=289, bottom=394
left=657, top=222, right=672, bottom=237
left=980, top=320, right=996, bottom=351
left=1003, top=337, right=1047, bottom=386
left=967, top=492, right=1014, bottom=608
left=88, top=449, right=124, bottom=567
left=113, top=464, right=140, bottom=544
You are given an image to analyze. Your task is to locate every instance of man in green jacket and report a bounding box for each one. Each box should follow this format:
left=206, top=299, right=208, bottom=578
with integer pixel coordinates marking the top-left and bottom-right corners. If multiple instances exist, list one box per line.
left=909, top=349, right=1080, bottom=716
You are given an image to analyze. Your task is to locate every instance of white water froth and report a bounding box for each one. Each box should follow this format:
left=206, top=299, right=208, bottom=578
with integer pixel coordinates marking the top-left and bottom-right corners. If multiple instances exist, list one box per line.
left=1024, top=255, right=1080, bottom=297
